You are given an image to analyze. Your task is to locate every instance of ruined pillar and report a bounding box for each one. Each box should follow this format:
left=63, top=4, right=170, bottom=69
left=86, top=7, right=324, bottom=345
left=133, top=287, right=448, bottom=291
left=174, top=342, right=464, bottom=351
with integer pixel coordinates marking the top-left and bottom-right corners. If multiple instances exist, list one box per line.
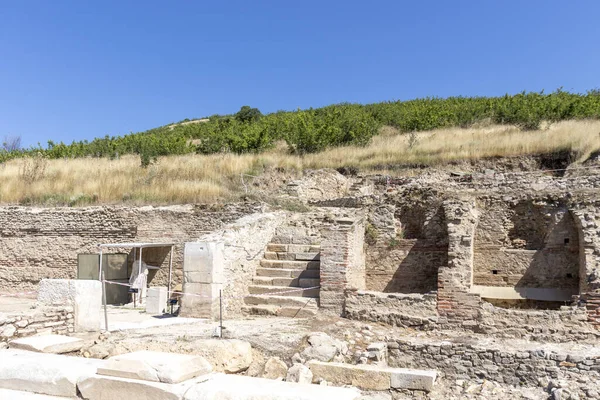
left=438, top=200, right=481, bottom=326
left=179, top=242, right=224, bottom=320
left=571, top=206, right=600, bottom=328
left=319, top=216, right=366, bottom=315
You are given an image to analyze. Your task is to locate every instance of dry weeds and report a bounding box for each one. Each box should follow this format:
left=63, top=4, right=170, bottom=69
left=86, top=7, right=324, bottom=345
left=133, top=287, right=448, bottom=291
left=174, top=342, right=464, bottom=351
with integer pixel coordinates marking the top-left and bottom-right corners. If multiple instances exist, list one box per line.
left=1, top=120, right=598, bottom=205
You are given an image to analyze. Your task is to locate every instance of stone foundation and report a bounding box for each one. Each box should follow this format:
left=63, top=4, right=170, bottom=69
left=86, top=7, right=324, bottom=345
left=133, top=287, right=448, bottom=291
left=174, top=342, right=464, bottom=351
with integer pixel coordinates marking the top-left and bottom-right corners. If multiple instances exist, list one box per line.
left=389, top=337, right=600, bottom=386
left=0, top=306, right=74, bottom=342
left=344, top=290, right=437, bottom=329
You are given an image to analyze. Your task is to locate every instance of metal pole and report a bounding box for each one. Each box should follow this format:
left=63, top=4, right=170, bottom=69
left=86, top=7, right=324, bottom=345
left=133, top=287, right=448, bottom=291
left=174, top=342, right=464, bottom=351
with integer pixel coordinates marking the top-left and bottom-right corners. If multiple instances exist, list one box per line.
left=138, top=247, right=143, bottom=305
left=102, top=269, right=108, bottom=332
left=168, top=246, right=173, bottom=298
left=98, top=248, right=103, bottom=282
left=219, top=289, right=223, bottom=339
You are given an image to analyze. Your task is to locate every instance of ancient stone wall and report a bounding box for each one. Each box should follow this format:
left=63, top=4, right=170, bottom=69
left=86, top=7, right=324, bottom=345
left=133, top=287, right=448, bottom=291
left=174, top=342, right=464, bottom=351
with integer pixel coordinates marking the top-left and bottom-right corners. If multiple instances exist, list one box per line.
left=194, top=212, right=284, bottom=317
left=474, top=200, right=580, bottom=291
left=389, top=337, right=600, bottom=386
left=0, top=306, right=74, bottom=342
left=478, top=302, right=599, bottom=341
left=0, top=204, right=261, bottom=293
left=344, top=290, right=437, bottom=329
left=365, top=200, right=447, bottom=293
left=437, top=199, right=481, bottom=325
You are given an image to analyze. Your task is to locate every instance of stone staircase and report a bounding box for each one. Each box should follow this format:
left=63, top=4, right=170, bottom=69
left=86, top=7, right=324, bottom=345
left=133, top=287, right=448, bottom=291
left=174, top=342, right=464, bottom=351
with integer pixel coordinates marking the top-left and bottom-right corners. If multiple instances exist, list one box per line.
left=242, top=243, right=321, bottom=318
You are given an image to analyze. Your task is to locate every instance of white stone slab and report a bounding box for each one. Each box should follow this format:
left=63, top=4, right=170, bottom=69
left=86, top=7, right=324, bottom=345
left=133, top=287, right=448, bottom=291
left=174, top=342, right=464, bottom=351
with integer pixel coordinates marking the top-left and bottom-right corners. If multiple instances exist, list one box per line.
left=0, top=388, right=77, bottom=399
left=37, top=279, right=102, bottom=332
left=146, top=287, right=168, bottom=315
left=9, top=334, right=84, bottom=354
left=390, top=368, right=437, bottom=391
left=97, top=351, right=212, bottom=384
left=308, top=361, right=436, bottom=392
left=0, top=350, right=103, bottom=397
left=78, top=374, right=209, bottom=400
left=184, top=373, right=361, bottom=400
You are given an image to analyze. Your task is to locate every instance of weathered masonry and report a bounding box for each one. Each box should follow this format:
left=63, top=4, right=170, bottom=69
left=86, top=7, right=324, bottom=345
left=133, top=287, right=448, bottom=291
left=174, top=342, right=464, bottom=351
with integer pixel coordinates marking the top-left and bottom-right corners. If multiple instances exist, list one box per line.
left=0, top=204, right=260, bottom=293
left=332, top=188, right=600, bottom=331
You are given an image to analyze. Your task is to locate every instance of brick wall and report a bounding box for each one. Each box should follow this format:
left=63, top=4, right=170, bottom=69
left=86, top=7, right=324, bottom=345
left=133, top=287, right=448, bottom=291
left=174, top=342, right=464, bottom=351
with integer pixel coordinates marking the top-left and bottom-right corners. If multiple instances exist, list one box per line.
left=437, top=199, right=481, bottom=325
left=319, top=215, right=366, bottom=314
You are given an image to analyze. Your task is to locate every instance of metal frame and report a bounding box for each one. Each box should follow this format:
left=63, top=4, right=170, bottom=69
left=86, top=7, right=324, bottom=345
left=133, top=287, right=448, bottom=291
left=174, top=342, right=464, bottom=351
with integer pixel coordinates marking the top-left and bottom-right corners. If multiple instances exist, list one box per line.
left=97, top=242, right=176, bottom=332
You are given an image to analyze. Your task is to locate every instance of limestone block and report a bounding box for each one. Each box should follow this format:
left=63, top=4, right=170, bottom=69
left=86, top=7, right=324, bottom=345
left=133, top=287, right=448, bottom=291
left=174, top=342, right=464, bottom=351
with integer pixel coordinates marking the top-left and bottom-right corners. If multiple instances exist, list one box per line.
left=183, top=373, right=361, bottom=400
left=308, top=361, right=436, bottom=392
left=146, top=287, right=168, bottom=315
left=1, top=324, right=16, bottom=338
left=286, top=364, right=313, bottom=384
left=97, top=351, right=212, bottom=384
left=0, top=388, right=77, bottom=399
left=367, top=342, right=388, bottom=363
left=183, top=242, right=225, bottom=284
left=179, top=283, right=223, bottom=319
left=9, top=334, right=84, bottom=354
left=78, top=374, right=208, bottom=400
left=37, top=279, right=101, bottom=332
left=390, top=369, right=437, bottom=391
left=262, top=357, right=288, bottom=380
left=301, top=332, right=348, bottom=362
left=0, top=350, right=103, bottom=397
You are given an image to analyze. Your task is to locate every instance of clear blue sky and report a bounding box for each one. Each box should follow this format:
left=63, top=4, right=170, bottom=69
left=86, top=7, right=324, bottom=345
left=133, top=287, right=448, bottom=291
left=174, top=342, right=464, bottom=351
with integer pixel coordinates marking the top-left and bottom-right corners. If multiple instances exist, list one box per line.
left=1, top=1, right=599, bottom=147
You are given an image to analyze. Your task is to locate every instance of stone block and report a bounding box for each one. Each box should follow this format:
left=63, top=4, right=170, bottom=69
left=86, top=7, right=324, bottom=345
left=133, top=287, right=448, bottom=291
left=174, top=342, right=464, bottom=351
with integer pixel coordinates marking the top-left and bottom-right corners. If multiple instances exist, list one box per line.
left=390, top=368, right=437, bottom=391
left=146, top=287, right=168, bottom=315
left=183, top=373, right=361, bottom=400
left=183, top=242, right=225, bottom=284
left=0, top=388, right=76, bottom=399
left=308, top=361, right=436, bottom=392
left=179, top=283, right=222, bottom=319
left=0, top=350, right=103, bottom=397
left=37, top=279, right=101, bottom=332
left=97, top=351, right=212, bottom=384
left=262, top=357, right=288, bottom=380
left=9, top=334, right=84, bottom=354
left=78, top=374, right=207, bottom=400
left=286, top=364, right=313, bottom=384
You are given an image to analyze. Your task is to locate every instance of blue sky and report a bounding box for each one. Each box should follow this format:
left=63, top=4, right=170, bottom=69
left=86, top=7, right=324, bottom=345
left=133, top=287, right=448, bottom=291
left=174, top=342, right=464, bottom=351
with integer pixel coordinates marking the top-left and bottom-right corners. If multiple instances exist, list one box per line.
left=1, top=1, right=599, bottom=147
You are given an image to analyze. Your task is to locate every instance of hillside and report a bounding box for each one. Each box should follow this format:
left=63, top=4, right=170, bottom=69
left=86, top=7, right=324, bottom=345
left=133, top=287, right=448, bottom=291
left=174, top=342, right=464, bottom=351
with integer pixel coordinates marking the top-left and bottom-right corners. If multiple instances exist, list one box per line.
left=1, top=119, right=599, bottom=206
left=2, top=90, right=600, bottom=166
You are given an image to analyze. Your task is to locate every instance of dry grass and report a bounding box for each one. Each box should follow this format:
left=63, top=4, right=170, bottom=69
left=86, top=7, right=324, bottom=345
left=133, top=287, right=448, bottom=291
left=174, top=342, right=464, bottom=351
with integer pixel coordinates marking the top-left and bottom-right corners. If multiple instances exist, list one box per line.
left=1, top=120, right=599, bottom=205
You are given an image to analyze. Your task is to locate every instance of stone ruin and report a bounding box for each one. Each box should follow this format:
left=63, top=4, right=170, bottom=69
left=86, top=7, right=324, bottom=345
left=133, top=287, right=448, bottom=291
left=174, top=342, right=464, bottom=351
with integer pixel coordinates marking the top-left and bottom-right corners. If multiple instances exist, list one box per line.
left=1, top=162, right=600, bottom=398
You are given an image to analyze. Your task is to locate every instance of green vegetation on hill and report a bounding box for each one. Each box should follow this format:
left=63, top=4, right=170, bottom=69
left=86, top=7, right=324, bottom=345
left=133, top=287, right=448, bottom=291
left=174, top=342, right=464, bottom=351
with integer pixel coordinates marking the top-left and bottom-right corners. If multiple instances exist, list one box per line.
left=2, top=89, right=600, bottom=165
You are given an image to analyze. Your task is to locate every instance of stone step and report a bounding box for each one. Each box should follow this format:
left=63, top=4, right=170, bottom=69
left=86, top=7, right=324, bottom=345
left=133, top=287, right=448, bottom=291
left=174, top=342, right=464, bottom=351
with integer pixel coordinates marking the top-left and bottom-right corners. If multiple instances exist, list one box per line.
left=241, top=305, right=318, bottom=318
left=259, top=259, right=320, bottom=270
left=252, top=277, right=320, bottom=287
left=244, top=295, right=320, bottom=308
left=269, top=236, right=320, bottom=245
left=266, top=244, right=320, bottom=253
left=256, top=268, right=320, bottom=279
left=248, top=285, right=320, bottom=298
left=263, top=252, right=321, bottom=261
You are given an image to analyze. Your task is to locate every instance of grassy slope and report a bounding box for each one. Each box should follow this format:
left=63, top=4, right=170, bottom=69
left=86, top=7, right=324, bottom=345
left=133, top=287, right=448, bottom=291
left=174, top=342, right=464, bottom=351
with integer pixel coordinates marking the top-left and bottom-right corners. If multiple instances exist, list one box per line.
left=2, top=120, right=599, bottom=206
